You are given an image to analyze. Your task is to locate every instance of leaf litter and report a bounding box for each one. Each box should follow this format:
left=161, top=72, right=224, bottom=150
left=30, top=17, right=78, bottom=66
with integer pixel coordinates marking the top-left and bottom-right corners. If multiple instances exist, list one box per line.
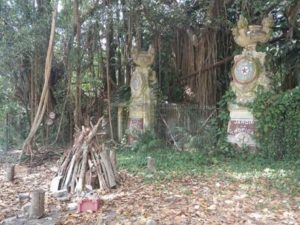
left=0, top=152, right=299, bottom=225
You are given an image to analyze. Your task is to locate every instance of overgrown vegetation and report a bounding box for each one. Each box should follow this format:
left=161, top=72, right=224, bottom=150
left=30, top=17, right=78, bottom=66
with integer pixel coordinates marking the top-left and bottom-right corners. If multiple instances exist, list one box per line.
left=119, top=83, right=299, bottom=161
left=0, top=4, right=300, bottom=223
left=250, top=86, right=300, bottom=159
left=0, top=0, right=299, bottom=192
left=116, top=82, right=300, bottom=195
left=117, top=148, right=300, bottom=195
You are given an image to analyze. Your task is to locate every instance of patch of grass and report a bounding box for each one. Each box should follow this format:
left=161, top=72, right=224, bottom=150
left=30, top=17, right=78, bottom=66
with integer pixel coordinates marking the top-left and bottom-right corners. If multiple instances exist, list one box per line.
left=117, top=148, right=207, bottom=176
left=117, top=148, right=300, bottom=195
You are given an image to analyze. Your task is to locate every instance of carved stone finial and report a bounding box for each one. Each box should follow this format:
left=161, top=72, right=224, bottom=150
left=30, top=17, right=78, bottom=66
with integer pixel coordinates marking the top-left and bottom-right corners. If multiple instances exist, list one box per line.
left=232, top=15, right=273, bottom=50
left=132, top=45, right=155, bottom=67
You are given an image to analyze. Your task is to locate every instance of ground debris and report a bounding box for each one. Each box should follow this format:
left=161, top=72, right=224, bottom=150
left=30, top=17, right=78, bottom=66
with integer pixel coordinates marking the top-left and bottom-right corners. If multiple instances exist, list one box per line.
left=0, top=154, right=299, bottom=224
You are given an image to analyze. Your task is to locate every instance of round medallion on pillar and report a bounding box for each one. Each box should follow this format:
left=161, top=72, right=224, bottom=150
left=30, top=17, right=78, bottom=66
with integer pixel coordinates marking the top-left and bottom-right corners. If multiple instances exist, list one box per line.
left=233, top=57, right=259, bottom=85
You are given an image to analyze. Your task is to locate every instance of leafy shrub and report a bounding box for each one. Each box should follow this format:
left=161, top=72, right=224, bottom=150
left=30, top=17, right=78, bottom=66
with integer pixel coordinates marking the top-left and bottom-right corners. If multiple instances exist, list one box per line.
left=250, top=86, right=300, bottom=159
left=131, top=129, right=164, bottom=151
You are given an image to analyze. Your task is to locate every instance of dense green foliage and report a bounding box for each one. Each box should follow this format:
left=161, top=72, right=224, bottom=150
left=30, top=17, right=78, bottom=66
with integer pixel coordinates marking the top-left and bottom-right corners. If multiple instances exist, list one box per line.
left=250, top=86, right=300, bottom=159
left=209, top=90, right=236, bottom=156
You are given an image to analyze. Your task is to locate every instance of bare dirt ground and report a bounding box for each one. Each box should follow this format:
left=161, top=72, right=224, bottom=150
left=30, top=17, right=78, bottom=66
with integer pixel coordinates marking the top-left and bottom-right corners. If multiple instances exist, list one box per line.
left=0, top=150, right=299, bottom=225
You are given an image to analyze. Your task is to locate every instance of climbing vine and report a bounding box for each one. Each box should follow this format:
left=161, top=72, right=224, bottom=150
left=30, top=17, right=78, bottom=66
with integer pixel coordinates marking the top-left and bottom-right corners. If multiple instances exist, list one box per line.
left=250, top=86, right=300, bottom=159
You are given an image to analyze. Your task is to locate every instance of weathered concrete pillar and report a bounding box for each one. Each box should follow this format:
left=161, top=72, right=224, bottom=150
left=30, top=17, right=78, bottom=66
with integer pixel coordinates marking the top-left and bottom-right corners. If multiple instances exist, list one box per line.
left=129, top=46, right=157, bottom=143
left=6, top=164, right=15, bottom=182
left=29, top=190, right=45, bottom=219
left=228, top=15, right=273, bottom=148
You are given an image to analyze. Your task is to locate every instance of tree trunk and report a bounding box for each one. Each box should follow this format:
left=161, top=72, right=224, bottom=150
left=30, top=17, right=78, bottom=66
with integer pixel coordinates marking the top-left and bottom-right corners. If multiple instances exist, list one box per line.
left=116, top=2, right=123, bottom=86
left=20, top=2, right=58, bottom=160
left=105, top=0, right=115, bottom=141
left=74, top=0, right=83, bottom=128
left=121, top=0, right=132, bottom=84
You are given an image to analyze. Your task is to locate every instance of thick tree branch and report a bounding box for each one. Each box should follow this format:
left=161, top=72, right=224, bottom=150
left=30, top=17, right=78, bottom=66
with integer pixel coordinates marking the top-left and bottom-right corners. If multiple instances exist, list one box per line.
left=178, top=56, right=233, bottom=82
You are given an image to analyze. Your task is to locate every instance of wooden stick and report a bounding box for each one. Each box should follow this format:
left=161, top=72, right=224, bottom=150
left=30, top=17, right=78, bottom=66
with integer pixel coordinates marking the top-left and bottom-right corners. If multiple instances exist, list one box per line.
left=58, top=149, right=72, bottom=175
left=70, top=159, right=79, bottom=193
left=91, top=148, right=107, bottom=190
left=86, top=117, right=103, bottom=143
left=100, top=148, right=116, bottom=188
left=76, top=143, right=89, bottom=193
left=63, top=154, right=76, bottom=189
left=56, top=116, right=117, bottom=192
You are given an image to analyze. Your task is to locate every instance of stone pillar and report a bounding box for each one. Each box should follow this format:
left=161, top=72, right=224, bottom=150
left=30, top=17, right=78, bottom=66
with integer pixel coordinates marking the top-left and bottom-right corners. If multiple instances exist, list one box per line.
left=129, top=46, right=157, bottom=143
left=228, top=15, right=273, bottom=147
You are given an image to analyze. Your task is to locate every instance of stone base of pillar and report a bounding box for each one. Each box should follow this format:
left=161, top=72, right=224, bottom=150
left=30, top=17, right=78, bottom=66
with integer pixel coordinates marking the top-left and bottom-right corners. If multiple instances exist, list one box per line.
left=227, top=105, right=256, bottom=147
left=128, top=117, right=144, bottom=144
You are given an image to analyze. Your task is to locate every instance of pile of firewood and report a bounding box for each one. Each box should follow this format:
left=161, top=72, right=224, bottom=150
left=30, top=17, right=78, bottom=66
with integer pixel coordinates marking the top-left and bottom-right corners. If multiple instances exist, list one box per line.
left=52, top=117, right=117, bottom=194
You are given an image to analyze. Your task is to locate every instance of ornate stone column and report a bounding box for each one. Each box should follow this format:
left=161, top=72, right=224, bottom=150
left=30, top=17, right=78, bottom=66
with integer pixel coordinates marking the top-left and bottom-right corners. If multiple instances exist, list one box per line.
left=227, top=15, right=273, bottom=147
left=129, top=46, right=157, bottom=142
